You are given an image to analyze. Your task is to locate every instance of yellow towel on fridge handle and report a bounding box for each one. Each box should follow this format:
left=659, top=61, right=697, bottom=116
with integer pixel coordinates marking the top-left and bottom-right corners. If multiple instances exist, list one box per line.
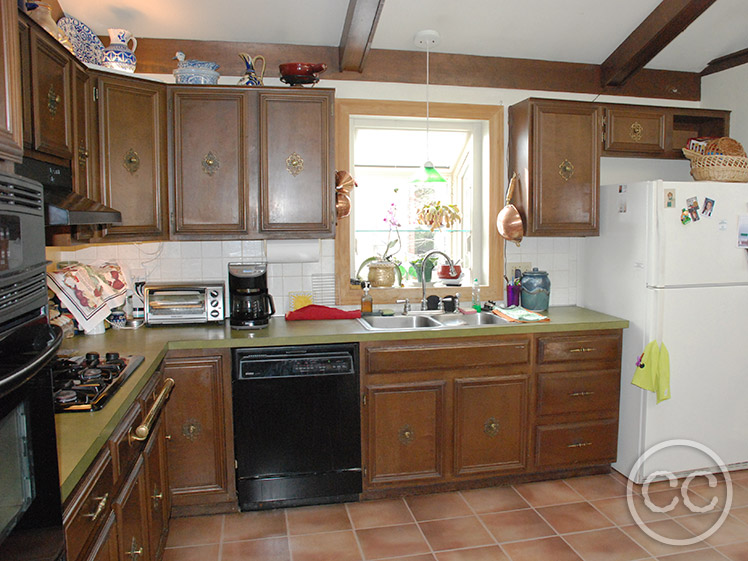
left=632, top=341, right=671, bottom=403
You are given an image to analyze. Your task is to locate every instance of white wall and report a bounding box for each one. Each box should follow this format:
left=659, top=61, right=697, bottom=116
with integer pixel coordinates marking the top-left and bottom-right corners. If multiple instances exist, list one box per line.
left=47, top=74, right=729, bottom=313
left=701, top=64, right=748, bottom=147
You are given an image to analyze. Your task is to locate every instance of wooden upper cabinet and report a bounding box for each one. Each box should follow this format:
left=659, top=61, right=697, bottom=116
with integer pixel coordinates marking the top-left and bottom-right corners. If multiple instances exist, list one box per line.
left=508, top=99, right=600, bottom=237
left=96, top=74, right=168, bottom=241
left=73, top=64, right=97, bottom=198
left=170, top=88, right=252, bottom=237
left=0, top=0, right=23, bottom=162
left=603, top=107, right=665, bottom=154
left=259, top=89, right=334, bottom=237
left=28, top=23, right=73, bottom=159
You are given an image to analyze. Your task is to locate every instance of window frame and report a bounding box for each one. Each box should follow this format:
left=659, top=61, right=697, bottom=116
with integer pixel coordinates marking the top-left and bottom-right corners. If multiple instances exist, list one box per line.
left=334, top=99, right=504, bottom=306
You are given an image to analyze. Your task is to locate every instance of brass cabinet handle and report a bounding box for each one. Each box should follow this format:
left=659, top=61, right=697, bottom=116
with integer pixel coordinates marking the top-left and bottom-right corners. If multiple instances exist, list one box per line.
left=630, top=121, right=643, bottom=141
left=567, top=442, right=593, bottom=448
left=152, top=485, right=163, bottom=510
left=128, top=537, right=143, bottom=560
left=286, top=152, right=304, bottom=176
left=398, top=424, right=415, bottom=445
left=78, top=143, right=89, bottom=167
left=558, top=158, right=574, bottom=181
left=123, top=148, right=140, bottom=174
left=47, top=85, right=61, bottom=116
left=569, top=347, right=595, bottom=353
left=483, top=417, right=500, bottom=438
left=129, top=378, right=175, bottom=444
left=82, top=493, right=109, bottom=522
left=182, top=420, right=201, bottom=441
left=569, top=391, right=595, bottom=397
left=202, top=151, right=220, bottom=176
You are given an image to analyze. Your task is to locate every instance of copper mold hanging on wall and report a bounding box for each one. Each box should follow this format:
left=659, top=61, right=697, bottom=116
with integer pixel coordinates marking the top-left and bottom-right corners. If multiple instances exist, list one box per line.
left=335, top=170, right=357, bottom=219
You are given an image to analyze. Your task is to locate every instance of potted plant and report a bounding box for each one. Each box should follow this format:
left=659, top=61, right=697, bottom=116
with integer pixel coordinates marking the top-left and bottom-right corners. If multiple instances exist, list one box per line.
left=416, top=201, right=462, bottom=231
left=408, top=256, right=438, bottom=283
left=355, top=203, right=404, bottom=287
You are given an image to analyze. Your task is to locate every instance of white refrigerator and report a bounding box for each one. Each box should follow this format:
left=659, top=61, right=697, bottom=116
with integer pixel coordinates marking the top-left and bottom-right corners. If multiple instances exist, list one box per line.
left=579, top=180, right=748, bottom=483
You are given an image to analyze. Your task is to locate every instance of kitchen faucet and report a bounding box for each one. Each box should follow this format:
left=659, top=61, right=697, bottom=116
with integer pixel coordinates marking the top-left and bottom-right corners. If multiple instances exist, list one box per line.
left=419, top=250, right=456, bottom=310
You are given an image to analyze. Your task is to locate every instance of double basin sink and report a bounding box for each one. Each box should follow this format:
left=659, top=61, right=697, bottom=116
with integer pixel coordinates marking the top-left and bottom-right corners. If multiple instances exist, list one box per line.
left=357, top=311, right=507, bottom=331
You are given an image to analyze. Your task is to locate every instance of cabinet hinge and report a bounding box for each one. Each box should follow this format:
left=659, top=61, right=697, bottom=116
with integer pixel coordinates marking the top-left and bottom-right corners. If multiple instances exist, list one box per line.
left=601, top=116, right=606, bottom=143
left=93, top=86, right=99, bottom=102
left=362, top=394, right=367, bottom=406
left=235, top=459, right=238, bottom=469
left=363, top=467, right=367, bottom=477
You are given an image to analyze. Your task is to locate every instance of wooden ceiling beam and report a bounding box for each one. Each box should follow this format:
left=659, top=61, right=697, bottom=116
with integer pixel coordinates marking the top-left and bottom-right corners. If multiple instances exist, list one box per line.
left=338, top=0, right=385, bottom=72
left=126, top=37, right=701, bottom=101
left=600, top=0, right=717, bottom=87
left=701, top=47, right=748, bottom=76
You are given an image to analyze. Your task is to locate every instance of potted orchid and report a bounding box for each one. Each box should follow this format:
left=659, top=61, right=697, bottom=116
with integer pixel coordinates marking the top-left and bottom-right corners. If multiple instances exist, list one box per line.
left=356, top=203, right=404, bottom=287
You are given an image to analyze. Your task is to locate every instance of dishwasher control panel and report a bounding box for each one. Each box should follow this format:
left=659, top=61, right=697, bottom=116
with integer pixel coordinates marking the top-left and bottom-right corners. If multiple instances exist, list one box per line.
left=235, top=345, right=357, bottom=379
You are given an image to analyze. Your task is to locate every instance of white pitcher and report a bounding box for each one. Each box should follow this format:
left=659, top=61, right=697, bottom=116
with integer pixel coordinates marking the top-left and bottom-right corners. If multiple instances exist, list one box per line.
left=102, top=28, right=137, bottom=73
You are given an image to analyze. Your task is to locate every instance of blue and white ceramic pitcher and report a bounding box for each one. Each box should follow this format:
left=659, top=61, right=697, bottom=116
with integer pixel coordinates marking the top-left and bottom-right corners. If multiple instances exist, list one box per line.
left=102, top=28, right=137, bottom=73
left=237, top=53, right=266, bottom=86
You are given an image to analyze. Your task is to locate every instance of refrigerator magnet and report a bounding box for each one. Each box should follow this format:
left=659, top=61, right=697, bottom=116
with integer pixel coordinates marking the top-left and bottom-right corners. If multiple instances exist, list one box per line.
left=702, top=197, right=715, bottom=217
left=738, top=215, right=748, bottom=248
left=664, top=189, right=676, bottom=208
left=680, top=208, right=691, bottom=225
left=686, top=196, right=700, bottom=222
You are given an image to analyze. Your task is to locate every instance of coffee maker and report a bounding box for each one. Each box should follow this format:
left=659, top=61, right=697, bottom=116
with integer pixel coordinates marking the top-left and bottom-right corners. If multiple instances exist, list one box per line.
left=228, top=262, right=275, bottom=329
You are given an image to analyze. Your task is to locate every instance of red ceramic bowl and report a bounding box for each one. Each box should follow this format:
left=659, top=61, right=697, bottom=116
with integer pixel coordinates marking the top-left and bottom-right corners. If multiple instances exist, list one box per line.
left=279, top=62, right=327, bottom=76
left=436, top=265, right=461, bottom=279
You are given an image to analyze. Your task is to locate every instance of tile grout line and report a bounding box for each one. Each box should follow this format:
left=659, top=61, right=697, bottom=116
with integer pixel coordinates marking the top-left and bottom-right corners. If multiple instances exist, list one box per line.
left=457, top=487, right=521, bottom=560
left=343, top=501, right=368, bottom=561
left=217, top=514, right=225, bottom=561
left=285, top=508, right=293, bottom=561
left=401, top=495, right=438, bottom=560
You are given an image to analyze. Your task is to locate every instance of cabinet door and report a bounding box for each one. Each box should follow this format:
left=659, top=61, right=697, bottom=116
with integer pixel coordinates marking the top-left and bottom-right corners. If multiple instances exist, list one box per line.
left=532, top=101, right=599, bottom=235
left=259, top=90, right=334, bottom=236
left=97, top=74, right=168, bottom=240
left=0, top=0, right=23, bottom=162
left=143, top=418, right=169, bottom=561
left=162, top=352, right=236, bottom=514
left=114, top=456, right=150, bottom=561
left=364, top=381, right=445, bottom=486
left=84, top=511, right=118, bottom=561
left=73, top=64, right=97, bottom=198
left=171, top=88, right=251, bottom=237
left=29, top=25, right=72, bottom=159
left=603, top=107, right=665, bottom=154
left=453, top=375, right=529, bottom=476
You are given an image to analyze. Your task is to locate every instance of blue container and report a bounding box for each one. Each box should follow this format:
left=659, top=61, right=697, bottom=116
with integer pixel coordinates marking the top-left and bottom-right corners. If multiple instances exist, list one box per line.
left=520, top=268, right=550, bottom=311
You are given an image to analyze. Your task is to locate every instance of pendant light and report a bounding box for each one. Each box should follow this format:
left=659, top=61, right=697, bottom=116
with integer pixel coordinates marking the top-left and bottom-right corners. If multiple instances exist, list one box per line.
left=411, top=30, right=446, bottom=184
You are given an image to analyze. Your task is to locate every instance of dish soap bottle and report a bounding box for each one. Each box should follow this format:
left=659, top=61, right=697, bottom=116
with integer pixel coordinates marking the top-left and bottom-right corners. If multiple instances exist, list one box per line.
left=471, top=278, right=481, bottom=311
left=361, top=282, right=373, bottom=315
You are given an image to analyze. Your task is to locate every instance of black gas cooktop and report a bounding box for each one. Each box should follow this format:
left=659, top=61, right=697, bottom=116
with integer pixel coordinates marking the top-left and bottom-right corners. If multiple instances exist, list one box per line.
left=51, top=351, right=144, bottom=412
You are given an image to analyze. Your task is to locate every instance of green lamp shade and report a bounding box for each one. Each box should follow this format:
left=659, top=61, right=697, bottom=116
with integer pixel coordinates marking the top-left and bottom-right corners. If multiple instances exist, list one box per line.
left=411, top=161, right=446, bottom=183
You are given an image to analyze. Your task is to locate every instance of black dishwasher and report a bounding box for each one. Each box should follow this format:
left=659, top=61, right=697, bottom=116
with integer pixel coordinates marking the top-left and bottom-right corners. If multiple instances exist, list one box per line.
left=232, top=344, right=361, bottom=510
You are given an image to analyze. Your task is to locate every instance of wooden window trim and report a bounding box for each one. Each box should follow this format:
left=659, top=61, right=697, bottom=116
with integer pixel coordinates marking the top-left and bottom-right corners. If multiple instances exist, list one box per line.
left=335, top=99, right=504, bottom=306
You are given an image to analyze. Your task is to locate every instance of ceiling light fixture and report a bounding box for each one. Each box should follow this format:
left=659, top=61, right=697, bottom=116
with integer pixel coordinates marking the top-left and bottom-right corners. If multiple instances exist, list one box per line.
left=411, top=29, right=446, bottom=184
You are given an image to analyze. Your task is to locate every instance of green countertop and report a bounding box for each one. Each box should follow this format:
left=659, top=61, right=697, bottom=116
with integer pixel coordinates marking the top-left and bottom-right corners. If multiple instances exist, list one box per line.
left=55, top=305, right=628, bottom=501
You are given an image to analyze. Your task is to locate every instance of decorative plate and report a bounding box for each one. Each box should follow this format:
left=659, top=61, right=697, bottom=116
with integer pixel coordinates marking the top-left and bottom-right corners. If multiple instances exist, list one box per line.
left=57, top=16, right=105, bottom=65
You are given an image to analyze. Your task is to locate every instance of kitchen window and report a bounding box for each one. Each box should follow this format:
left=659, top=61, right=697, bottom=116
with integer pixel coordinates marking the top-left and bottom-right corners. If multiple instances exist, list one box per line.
left=335, top=100, right=503, bottom=305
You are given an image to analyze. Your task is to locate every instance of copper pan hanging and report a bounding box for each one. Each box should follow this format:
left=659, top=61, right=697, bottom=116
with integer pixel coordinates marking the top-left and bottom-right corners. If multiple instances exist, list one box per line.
left=496, top=172, right=523, bottom=246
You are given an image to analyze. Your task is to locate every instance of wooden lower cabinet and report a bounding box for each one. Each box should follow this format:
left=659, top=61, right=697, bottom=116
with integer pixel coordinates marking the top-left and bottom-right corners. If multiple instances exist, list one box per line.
left=114, top=456, right=150, bottom=561
left=161, top=349, right=237, bottom=516
left=144, top=418, right=170, bottom=560
left=84, top=512, right=118, bottom=561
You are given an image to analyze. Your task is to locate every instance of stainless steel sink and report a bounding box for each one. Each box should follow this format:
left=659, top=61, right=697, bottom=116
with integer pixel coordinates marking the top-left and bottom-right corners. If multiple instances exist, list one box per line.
left=357, top=312, right=507, bottom=331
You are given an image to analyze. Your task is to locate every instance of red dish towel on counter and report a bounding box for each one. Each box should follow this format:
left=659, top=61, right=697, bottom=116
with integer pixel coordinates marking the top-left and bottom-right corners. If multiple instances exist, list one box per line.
left=285, top=305, right=362, bottom=321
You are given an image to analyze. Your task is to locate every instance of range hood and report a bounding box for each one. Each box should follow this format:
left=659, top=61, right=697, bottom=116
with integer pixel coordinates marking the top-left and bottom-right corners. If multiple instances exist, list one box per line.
left=15, top=158, right=122, bottom=226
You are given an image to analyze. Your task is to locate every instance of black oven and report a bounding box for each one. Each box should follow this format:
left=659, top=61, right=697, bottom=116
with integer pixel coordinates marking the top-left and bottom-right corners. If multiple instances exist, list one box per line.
left=0, top=171, right=65, bottom=561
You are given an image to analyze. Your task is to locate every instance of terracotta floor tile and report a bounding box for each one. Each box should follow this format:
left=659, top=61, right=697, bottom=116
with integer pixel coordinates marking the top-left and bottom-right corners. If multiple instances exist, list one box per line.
left=223, top=509, right=286, bottom=542
left=502, top=536, right=583, bottom=561
left=480, top=509, right=555, bottom=542
left=347, top=498, right=414, bottom=529
left=620, top=520, right=700, bottom=557
left=165, top=514, right=223, bottom=547
left=591, top=495, right=669, bottom=526
left=435, top=546, right=509, bottom=561
left=286, top=503, right=352, bottom=535
left=690, top=480, right=748, bottom=509
left=565, top=474, right=631, bottom=500
left=459, top=486, right=529, bottom=514
left=289, top=530, right=362, bottom=561
left=536, top=501, right=614, bottom=534
left=730, top=507, right=748, bottom=525
left=676, top=513, right=748, bottom=547
left=655, top=549, right=731, bottom=560
left=419, top=516, right=494, bottom=551
left=406, top=492, right=472, bottom=521
left=221, top=537, right=291, bottom=561
left=717, top=541, right=748, bottom=561
left=356, top=523, right=431, bottom=560
left=162, top=544, right=220, bottom=561
left=387, top=555, right=437, bottom=561
left=731, top=470, right=748, bottom=483
left=634, top=487, right=715, bottom=518
left=563, top=527, right=649, bottom=561
left=513, top=479, right=584, bottom=507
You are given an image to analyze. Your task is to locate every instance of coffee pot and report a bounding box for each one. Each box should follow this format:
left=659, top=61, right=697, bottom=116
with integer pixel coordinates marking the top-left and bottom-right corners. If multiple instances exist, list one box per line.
left=228, top=262, right=275, bottom=329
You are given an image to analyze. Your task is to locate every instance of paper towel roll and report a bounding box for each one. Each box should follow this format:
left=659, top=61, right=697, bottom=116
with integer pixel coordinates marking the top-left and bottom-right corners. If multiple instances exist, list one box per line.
left=266, top=240, right=320, bottom=263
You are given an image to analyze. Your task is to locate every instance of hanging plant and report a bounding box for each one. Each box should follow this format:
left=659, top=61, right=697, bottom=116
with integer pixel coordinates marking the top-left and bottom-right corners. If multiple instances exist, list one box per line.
left=416, top=201, right=462, bottom=232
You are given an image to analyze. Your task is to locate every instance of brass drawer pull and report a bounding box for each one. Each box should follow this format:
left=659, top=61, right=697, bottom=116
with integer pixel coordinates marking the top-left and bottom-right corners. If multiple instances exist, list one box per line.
left=129, top=378, right=175, bottom=444
left=398, top=424, right=415, bottom=445
left=82, top=493, right=109, bottom=522
left=630, top=121, right=643, bottom=141
left=123, top=148, right=140, bottom=174
left=128, top=537, right=143, bottom=560
left=569, top=347, right=595, bottom=353
left=483, top=417, right=500, bottom=438
left=152, top=485, right=163, bottom=510
left=567, top=442, right=593, bottom=448
left=569, top=391, right=595, bottom=398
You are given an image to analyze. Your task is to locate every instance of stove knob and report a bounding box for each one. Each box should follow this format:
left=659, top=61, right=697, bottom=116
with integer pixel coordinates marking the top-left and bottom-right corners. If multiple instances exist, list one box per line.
left=85, top=352, right=100, bottom=365
left=105, top=352, right=120, bottom=362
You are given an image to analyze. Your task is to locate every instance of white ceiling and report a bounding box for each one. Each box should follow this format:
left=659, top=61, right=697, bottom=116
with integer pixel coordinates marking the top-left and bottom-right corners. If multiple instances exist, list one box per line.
left=60, top=0, right=748, bottom=73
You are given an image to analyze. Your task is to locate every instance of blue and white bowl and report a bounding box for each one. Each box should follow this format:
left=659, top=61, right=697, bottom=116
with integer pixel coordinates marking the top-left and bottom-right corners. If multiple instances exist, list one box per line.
left=173, top=67, right=220, bottom=85
left=174, top=51, right=219, bottom=72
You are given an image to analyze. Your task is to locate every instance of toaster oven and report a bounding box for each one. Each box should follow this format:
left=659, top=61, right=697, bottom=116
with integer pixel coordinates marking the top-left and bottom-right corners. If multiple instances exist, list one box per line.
left=144, top=282, right=225, bottom=325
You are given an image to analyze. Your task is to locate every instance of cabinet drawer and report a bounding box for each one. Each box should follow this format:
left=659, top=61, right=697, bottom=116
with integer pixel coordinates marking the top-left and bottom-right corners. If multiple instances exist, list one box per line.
left=537, top=370, right=620, bottom=416
left=535, top=419, right=617, bottom=468
left=64, top=450, right=114, bottom=561
left=604, top=108, right=665, bottom=153
left=138, top=370, right=163, bottom=415
left=537, top=333, right=620, bottom=365
left=365, top=338, right=530, bottom=374
left=108, top=401, right=144, bottom=482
